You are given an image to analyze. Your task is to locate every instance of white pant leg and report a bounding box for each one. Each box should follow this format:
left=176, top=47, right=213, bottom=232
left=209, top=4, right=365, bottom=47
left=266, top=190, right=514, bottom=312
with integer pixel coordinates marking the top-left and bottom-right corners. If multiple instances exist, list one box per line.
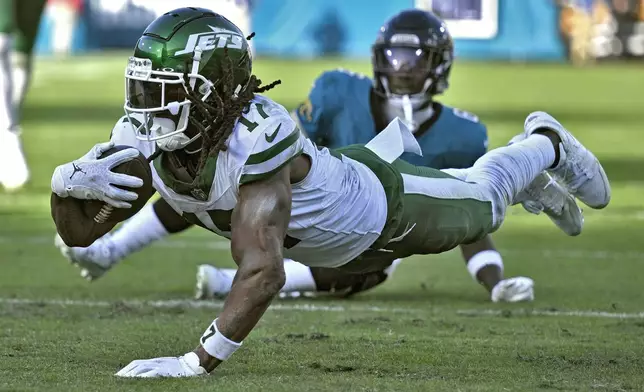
left=440, top=134, right=556, bottom=229
left=0, top=34, right=15, bottom=131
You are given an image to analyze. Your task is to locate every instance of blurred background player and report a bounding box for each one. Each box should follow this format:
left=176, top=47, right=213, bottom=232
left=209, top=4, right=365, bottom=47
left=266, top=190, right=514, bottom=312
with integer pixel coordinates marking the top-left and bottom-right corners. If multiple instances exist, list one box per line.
left=49, top=0, right=82, bottom=57
left=56, top=9, right=542, bottom=303
left=0, top=0, right=47, bottom=191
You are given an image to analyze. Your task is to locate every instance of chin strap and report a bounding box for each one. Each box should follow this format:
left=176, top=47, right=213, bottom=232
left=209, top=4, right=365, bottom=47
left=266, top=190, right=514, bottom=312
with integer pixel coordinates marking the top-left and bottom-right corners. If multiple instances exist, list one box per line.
left=382, top=93, right=435, bottom=134
left=401, top=95, right=415, bottom=132
left=147, top=148, right=162, bottom=163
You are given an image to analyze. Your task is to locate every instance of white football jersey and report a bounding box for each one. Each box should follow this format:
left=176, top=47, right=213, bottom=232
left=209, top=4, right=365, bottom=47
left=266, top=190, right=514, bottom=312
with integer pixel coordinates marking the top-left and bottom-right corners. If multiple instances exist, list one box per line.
left=110, top=95, right=388, bottom=268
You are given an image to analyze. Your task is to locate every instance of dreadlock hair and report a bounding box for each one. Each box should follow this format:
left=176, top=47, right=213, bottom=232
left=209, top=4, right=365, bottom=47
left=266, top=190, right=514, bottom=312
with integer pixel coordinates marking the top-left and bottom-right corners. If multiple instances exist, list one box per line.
left=182, top=32, right=281, bottom=178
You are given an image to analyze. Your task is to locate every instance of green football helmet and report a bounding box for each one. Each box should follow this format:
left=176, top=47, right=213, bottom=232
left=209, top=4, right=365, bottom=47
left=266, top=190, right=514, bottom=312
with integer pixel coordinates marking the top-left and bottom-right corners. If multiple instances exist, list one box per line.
left=124, top=7, right=252, bottom=152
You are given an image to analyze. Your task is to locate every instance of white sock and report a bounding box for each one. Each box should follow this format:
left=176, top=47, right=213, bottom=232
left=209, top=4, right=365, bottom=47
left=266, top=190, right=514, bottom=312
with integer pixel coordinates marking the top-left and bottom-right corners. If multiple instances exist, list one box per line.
left=499, top=134, right=557, bottom=203
left=451, top=133, right=555, bottom=227
left=384, top=258, right=402, bottom=276
left=206, top=267, right=237, bottom=295
left=106, top=202, right=169, bottom=261
left=209, top=259, right=317, bottom=295
left=280, top=259, right=317, bottom=293
left=10, top=52, right=31, bottom=120
left=0, top=34, right=14, bottom=131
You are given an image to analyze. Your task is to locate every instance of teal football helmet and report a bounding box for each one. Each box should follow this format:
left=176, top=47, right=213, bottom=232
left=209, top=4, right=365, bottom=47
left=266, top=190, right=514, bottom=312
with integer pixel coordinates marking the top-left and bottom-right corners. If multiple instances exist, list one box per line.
left=124, top=7, right=252, bottom=152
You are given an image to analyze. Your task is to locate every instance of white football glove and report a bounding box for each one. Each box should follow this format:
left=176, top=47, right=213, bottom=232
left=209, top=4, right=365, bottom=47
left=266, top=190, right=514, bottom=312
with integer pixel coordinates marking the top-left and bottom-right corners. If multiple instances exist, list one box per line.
left=51, top=141, right=144, bottom=209
left=491, top=277, right=534, bottom=303
left=115, top=352, right=207, bottom=378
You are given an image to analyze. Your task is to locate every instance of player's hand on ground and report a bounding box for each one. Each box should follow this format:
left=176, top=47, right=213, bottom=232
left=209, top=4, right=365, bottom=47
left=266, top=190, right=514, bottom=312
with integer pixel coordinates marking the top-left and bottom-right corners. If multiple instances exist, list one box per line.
left=115, top=352, right=207, bottom=378
left=51, top=141, right=144, bottom=208
left=491, top=276, right=534, bottom=303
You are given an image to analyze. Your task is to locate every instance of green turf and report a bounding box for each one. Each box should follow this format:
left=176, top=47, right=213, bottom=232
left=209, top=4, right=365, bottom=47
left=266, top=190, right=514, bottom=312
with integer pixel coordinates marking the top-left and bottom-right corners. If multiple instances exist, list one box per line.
left=1, top=53, right=643, bottom=391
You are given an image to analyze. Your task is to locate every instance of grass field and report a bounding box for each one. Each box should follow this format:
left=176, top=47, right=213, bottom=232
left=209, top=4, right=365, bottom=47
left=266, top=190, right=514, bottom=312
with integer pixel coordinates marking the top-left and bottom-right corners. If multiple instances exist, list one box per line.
left=1, top=54, right=644, bottom=391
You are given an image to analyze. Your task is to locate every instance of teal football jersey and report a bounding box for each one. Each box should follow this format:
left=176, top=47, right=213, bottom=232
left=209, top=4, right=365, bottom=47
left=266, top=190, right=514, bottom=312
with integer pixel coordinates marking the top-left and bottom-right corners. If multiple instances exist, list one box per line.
left=295, top=69, right=488, bottom=169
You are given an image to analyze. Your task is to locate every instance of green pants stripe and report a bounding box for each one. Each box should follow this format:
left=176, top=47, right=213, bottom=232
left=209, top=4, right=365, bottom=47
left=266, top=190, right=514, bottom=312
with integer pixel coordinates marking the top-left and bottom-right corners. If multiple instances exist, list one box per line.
left=337, top=155, right=495, bottom=274
left=389, top=159, right=494, bottom=253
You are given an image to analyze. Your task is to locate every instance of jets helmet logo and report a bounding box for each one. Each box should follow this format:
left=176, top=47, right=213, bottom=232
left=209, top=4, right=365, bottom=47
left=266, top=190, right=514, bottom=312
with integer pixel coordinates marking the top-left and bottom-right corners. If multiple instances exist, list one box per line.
left=175, top=25, right=244, bottom=56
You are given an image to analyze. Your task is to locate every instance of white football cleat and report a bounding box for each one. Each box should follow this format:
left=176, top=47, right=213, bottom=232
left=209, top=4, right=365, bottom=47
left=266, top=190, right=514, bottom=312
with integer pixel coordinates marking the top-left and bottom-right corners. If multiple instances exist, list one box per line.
left=509, top=134, right=584, bottom=236
left=0, top=129, right=29, bottom=191
left=518, top=171, right=584, bottom=236
left=524, top=111, right=610, bottom=209
left=491, top=277, right=534, bottom=303
left=55, top=233, right=119, bottom=281
left=195, top=264, right=234, bottom=300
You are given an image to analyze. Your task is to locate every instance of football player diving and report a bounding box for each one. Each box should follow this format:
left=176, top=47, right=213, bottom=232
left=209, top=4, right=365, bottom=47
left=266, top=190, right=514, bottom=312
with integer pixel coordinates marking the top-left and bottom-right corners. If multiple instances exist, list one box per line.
left=50, top=8, right=609, bottom=377
left=56, top=9, right=567, bottom=303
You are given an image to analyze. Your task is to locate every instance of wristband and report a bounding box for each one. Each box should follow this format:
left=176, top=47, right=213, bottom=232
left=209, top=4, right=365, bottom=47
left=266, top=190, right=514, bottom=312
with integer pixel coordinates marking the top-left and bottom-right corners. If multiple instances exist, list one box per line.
left=200, top=318, right=242, bottom=361
left=467, top=250, right=503, bottom=281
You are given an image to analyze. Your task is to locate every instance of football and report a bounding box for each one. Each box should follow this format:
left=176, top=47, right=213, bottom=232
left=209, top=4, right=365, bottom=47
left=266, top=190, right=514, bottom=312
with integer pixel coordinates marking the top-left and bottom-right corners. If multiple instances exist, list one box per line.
left=51, top=145, right=155, bottom=248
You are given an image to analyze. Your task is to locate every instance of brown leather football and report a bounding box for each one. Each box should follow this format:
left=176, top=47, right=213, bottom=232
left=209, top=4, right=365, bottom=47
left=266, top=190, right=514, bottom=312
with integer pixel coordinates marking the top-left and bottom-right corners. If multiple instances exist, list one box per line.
left=51, top=145, right=155, bottom=247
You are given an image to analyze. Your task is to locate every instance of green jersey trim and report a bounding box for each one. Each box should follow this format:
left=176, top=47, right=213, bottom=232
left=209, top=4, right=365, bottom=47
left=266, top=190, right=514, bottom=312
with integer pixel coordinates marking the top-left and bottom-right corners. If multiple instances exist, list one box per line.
left=246, top=127, right=300, bottom=165
left=239, top=147, right=303, bottom=185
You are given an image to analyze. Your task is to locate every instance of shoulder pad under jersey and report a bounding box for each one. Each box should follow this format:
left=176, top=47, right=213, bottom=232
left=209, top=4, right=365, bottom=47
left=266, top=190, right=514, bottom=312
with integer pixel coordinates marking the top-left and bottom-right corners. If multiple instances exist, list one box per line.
left=295, top=69, right=371, bottom=138
left=444, top=105, right=489, bottom=161
left=314, top=69, right=370, bottom=107
left=235, top=96, right=305, bottom=185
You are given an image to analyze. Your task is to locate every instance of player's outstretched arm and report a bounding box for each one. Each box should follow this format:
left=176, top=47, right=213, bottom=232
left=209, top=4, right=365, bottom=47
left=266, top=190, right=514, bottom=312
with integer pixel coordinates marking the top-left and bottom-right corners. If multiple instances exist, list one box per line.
left=196, top=166, right=291, bottom=370
left=116, top=167, right=292, bottom=378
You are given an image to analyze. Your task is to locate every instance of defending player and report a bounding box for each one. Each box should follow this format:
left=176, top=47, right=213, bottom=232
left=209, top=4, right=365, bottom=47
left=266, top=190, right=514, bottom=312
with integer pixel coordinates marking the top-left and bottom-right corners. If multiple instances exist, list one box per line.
left=0, top=0, right=47, bottom=190
left=49, top=8, right=609, bottom=377
left=56, top=10, right=573, bottom=303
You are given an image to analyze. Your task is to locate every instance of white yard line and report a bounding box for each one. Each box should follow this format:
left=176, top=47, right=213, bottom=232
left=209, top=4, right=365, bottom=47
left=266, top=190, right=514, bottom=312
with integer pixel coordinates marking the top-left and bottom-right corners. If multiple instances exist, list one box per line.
left=457, top=309, right=644, bottom=320
left=2, top=297, right=644, bottom=320
left=0, top=297, right=414, bottom=314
